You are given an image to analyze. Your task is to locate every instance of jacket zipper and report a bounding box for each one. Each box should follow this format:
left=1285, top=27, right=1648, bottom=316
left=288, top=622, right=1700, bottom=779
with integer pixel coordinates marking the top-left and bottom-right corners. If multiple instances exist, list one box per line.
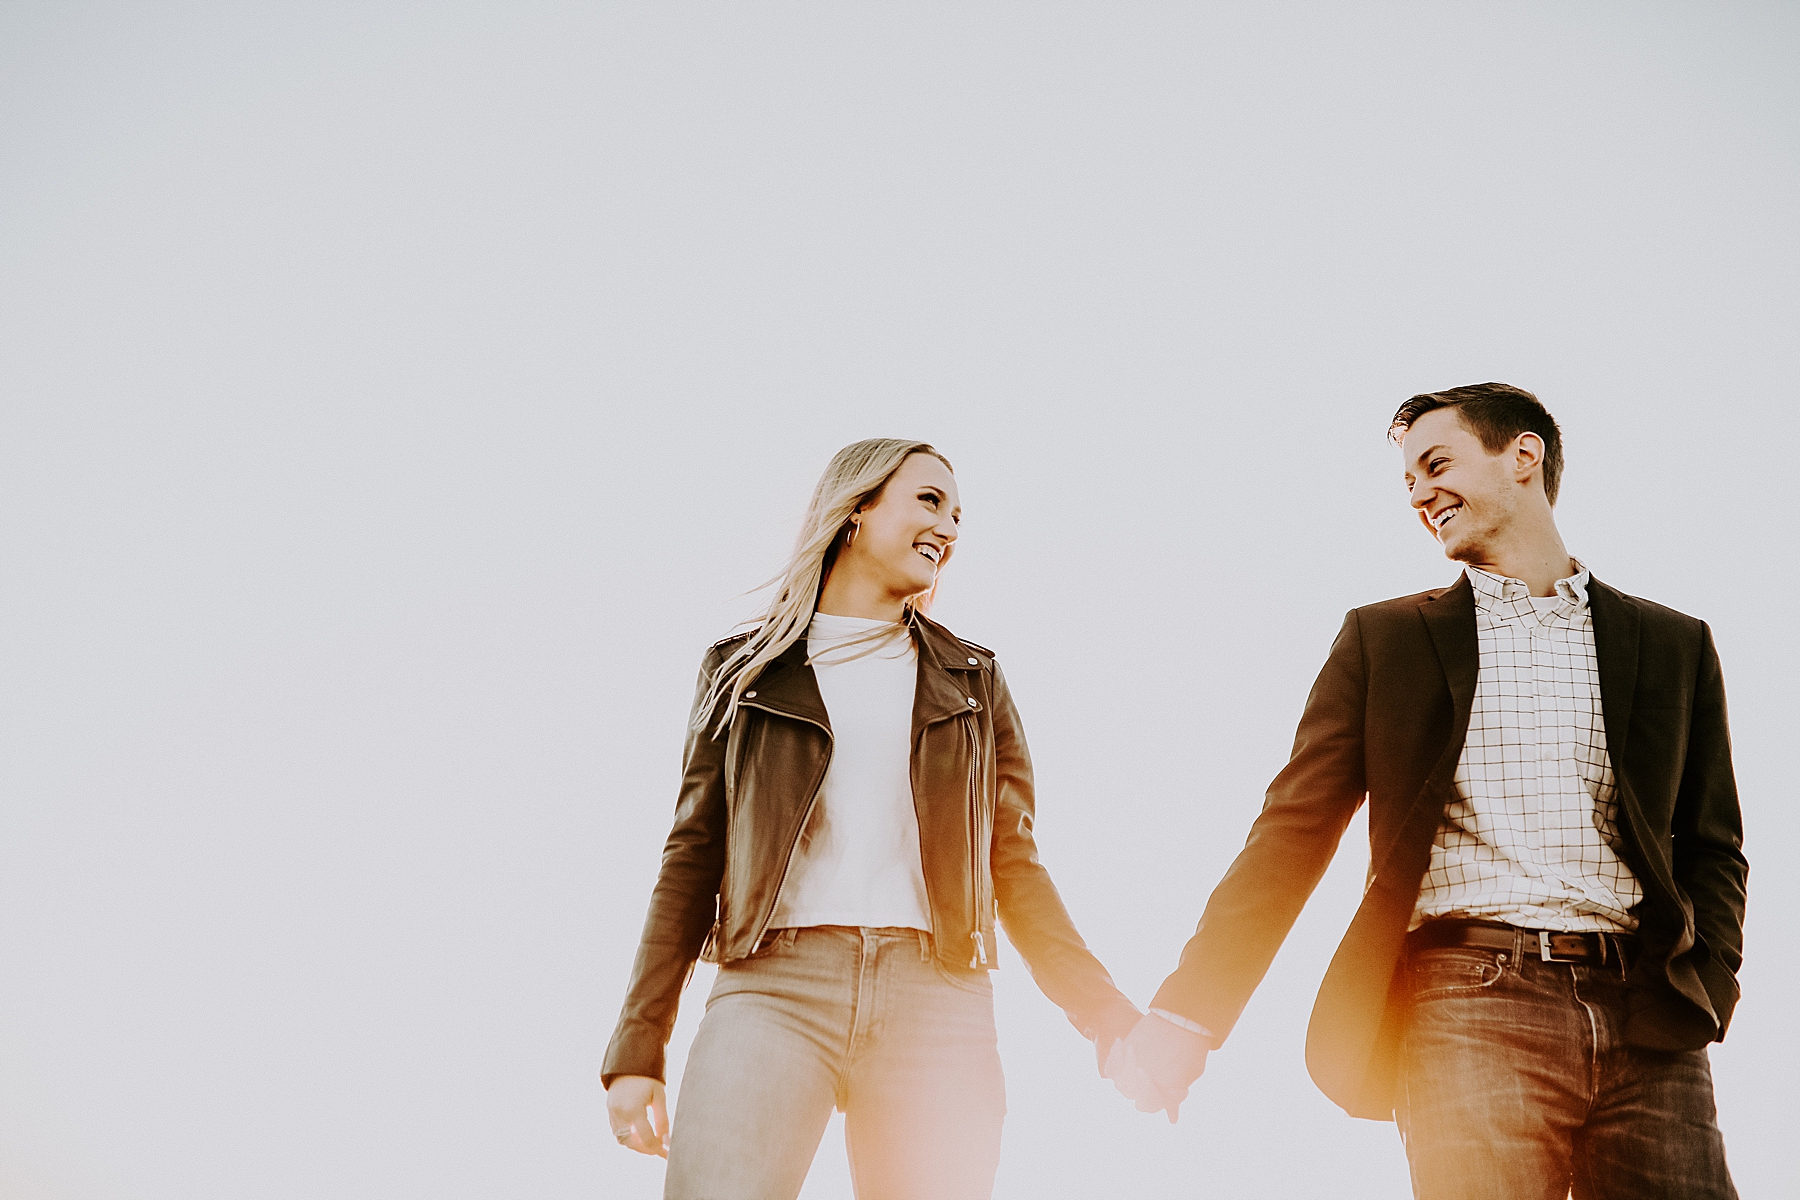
left=740, top=701, right=834, bottom=954
left=964, top=714, right=989, bottom=968
left=741, top=675, right=989, bottom=966
left=702, top=712, right=752, bottom=960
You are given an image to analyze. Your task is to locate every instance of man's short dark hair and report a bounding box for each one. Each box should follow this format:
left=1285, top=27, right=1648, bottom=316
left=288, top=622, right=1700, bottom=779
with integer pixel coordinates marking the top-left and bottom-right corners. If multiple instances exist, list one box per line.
left=1389, top=382, right=1565, bottom=506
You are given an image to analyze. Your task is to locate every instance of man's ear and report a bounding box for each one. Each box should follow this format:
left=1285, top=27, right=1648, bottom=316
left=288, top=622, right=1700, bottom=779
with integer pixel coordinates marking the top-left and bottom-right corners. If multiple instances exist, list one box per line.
left=1513, top=432, right=1546, bottom=485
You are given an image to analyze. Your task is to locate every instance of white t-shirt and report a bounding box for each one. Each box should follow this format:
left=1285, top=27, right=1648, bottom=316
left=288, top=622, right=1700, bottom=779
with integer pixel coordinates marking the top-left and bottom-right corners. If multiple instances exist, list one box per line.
left=767, top=612, right=933, bottom=931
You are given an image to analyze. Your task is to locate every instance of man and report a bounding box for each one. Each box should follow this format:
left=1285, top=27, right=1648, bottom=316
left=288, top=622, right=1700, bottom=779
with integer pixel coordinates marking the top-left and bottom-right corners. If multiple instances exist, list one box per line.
left=1110, top=384, right=1745, bottom=1198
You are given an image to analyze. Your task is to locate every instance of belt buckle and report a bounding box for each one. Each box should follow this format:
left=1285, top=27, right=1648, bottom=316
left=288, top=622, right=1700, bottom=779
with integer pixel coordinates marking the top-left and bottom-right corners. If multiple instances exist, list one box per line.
left=1538, top=930, right=1598, bottom=964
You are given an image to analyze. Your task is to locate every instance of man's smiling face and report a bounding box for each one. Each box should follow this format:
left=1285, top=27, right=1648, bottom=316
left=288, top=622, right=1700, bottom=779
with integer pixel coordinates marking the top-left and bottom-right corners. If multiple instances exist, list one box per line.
left=1401, top=406, right=1529, bottom=564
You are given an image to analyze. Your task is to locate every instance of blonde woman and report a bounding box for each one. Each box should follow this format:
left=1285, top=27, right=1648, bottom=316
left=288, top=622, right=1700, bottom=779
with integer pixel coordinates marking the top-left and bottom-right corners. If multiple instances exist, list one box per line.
left=603, top=439, right=1140, bottom=1200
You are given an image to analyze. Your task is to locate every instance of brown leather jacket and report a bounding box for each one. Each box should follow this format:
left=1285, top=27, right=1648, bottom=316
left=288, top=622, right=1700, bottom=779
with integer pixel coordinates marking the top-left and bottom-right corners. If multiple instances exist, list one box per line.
left=603, top=614, right=1140, bottom=1085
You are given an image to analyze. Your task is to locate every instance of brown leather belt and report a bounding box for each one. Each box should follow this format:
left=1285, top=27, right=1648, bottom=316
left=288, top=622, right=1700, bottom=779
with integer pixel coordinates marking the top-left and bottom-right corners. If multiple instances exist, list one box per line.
left=1410, top=919, right=1634, bottom=966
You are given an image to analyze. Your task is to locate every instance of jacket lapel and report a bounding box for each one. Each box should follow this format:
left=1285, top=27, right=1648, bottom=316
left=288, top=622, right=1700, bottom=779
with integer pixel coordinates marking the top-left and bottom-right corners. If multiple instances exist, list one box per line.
left=1367, top=574, right=1479, bottom=876
left=746, top=616, right=978, bottom=735
left=743, top=637, right=831, bottom=730
left=1418, top=573, right=1479, bottom=750
left=1581, top=577, right=1665, bottom=900
left=1587, top=577, right=1640, bottom=764
left=910, top=615, right=981, bottom=736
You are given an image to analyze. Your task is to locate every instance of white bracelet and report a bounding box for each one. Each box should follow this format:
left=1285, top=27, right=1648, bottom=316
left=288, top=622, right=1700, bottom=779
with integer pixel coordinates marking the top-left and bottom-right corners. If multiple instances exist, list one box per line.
left=1149, top=1007, right=1217, bottom=1040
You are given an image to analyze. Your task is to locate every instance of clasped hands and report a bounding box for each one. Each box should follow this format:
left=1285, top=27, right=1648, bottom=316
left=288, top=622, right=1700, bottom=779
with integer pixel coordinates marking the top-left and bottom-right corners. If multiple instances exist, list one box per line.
left=1099, top=1012, right=1210, bottom=1122
left=608, top=1010, right=1211, bottom=1155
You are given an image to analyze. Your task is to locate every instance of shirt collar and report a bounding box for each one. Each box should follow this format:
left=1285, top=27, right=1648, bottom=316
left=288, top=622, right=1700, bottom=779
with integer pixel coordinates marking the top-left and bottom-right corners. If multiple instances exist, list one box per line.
left=1465, top=559, right=1591, bottom=617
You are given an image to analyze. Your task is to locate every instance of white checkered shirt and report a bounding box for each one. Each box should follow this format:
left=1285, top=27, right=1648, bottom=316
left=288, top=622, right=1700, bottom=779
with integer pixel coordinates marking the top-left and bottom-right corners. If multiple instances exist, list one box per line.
left=1411, top=561, right=1642, bottom=933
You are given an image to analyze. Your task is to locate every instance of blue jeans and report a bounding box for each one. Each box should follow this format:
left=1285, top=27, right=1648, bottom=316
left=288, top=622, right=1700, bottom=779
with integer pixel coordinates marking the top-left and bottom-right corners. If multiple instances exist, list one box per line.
left=1397, top=932, right=1736, bottom=1200
left=664, top=926, right=1006, bottom=1200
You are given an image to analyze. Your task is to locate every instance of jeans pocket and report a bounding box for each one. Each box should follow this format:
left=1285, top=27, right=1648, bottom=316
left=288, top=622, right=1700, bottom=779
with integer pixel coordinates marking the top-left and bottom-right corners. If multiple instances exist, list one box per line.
left=716, top=929, right=793, bottom=979
left=706, top=930, right=799, bottom=1010
left=932, top=958, right=995, bottom=997
left=1408, top=947, right=1506, bottom=1001
left=744, top=928, right=796, bottom=960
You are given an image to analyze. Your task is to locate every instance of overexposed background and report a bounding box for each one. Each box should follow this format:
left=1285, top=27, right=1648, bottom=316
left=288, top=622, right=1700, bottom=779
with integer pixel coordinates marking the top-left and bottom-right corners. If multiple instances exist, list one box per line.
left=2, top=4, right=1795, bottom=1197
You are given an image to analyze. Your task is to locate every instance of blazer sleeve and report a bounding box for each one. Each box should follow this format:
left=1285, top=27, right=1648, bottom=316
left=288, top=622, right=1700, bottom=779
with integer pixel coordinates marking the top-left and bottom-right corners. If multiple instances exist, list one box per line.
left=1671, top=621, right=1749, bottom=1037
left=601, top=647, right=731, bottom=1087
left=987, top=662, right=1144, bottom=1048
left=1150, top=609, right=1371, bottom=1043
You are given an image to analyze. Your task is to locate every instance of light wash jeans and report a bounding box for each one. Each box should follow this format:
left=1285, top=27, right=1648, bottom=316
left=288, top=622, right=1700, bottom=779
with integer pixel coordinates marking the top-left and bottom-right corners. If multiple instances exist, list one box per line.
left=664, top=925, right=1006, bottom=1200
left=1397, top=935, right=1736, bottom=1200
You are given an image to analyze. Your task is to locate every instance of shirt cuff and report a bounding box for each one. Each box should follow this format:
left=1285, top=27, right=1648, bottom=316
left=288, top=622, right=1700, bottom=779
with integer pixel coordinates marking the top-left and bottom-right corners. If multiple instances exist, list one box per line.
left=1149, top=1008, right=1218, bottom=1042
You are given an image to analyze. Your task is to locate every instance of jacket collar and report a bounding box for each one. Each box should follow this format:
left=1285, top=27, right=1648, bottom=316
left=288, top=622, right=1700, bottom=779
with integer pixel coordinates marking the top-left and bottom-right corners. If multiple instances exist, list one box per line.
left=909, top=613, right=984, bottom=731
left=1418, top=569, right=1642, bottom=758
left=1417, top=570, right=1646, bottom=820
left=737, top=612, right=983, bottom=734
left=740, top=636, right=830, bottom=729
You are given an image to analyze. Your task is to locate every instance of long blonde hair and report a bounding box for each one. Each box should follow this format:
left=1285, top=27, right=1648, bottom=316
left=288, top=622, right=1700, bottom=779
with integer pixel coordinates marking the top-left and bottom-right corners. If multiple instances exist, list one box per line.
left=695, top=438, right=953, bottom=734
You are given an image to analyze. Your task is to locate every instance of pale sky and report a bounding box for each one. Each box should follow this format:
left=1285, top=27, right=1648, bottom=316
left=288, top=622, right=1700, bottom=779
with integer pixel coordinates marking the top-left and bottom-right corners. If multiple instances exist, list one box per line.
left=2, top=4, right=1795, bottom=1198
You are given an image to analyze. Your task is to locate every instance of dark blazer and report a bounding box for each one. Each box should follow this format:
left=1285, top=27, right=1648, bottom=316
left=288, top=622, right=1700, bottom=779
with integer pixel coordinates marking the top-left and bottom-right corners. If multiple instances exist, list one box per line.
left=1149, top=573, right=1747, bottom=1121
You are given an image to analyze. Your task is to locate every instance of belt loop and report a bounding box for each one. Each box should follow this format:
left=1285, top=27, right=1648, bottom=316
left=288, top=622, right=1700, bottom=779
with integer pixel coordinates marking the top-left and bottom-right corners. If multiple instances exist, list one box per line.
left=918, top=929, right=932, bottom=961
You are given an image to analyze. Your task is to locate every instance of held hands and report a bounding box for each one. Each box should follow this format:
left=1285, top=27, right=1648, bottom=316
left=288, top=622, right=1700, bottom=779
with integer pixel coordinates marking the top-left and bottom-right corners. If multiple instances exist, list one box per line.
left=1103, top=1013, right=1210, bottom=1122
left=605, top=1075, right=669, bottom=1158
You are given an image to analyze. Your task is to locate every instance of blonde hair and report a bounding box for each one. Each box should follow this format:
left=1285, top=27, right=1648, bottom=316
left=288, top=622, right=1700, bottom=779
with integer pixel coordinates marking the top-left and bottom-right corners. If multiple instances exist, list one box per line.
left=695, top=438, right=953, bottom=734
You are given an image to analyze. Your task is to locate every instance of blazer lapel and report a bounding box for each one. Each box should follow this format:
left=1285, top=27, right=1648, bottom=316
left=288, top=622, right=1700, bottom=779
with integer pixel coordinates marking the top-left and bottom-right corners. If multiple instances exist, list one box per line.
left=1368, top=573, right=1479, bottom=877
left=1587, top=576, right=1641, bottom=772
left=1418, top=573, right=1479, bottom=759
left=1581, top=576, right=1667, bottom=896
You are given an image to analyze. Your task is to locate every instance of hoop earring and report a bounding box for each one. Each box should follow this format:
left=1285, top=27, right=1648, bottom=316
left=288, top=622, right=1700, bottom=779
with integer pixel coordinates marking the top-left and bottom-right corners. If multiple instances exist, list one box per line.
left=845, top=520, right=860, bottom=547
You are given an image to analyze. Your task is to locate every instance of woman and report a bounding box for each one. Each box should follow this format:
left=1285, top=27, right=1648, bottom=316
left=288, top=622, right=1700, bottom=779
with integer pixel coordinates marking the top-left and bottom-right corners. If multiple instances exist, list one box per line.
left=604, top=439, right=1140, bottom=1200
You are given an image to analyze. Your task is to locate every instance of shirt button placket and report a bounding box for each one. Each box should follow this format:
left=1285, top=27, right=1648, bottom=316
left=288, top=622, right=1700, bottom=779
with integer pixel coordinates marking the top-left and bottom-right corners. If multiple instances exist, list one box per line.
left=1524, top=618, right=1547, bottom=840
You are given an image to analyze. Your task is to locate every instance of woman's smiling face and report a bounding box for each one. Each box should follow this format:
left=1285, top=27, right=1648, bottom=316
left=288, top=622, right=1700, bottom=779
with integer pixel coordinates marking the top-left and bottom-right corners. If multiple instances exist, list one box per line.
left=838, top=452, right=961, bottom=604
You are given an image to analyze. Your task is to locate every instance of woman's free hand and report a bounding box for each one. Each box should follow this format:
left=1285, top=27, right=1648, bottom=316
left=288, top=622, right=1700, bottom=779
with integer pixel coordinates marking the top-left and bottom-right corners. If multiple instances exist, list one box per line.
left=605, top=1075, right=669, bottom=1158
